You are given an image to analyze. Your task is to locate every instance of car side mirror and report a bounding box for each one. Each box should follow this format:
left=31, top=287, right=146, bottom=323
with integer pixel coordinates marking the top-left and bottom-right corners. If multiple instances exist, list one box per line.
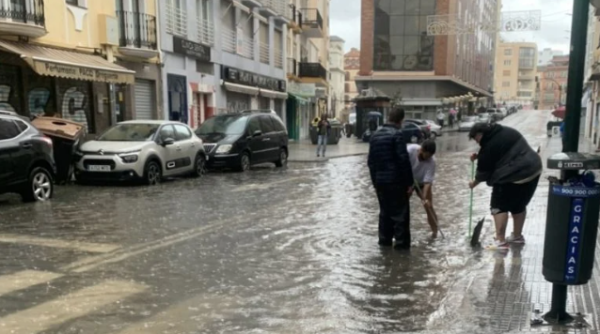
left=252, top=130, right=262, bottom=137
left=162, top=137, right=175, bottom=146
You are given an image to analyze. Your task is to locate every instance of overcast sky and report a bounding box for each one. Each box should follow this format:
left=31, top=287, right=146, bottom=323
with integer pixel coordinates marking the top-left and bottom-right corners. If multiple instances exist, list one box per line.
left=330, top=0, right=574, bottom=53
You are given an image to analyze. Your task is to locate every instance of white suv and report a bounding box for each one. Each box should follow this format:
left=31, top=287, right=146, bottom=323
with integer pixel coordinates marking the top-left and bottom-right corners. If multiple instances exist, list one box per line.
left=74, top=121, right=206, bottom=185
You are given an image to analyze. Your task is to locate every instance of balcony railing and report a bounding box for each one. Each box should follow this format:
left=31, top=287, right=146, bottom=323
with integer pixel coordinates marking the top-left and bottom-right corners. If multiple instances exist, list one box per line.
left=165, top=2, right=187, bottom=37
left=274, top=49, right=283, bottom=68
left=299, top=62, right=327, bottom=80
left=259, top=0, right=286, bottom=15
left=286, top=4, right=302, bottom=28
left=300, top=8, right=323, bottom=31
left=221, top=27, right=236, bottom=53
left=287, top=58, right=297, bottom=76
left=116, top=11, right=157, bottom=50
left=221, top=27, right=253, bottom=59
left=197, top=20, right=214, bottom=46
left=0, top=0, right=45, bottom=27
left=259, top=42, right=269, bottom=64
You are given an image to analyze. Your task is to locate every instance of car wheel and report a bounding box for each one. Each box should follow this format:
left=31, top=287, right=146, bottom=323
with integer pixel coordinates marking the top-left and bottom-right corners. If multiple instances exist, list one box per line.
left=22, top=167, right=53, bottom=202
left=275, top=148, right=288, bottom=168
left=144, top=160, right=162, bottom=185
left=192, top=154, right=207, bottom=178
left=237, top=152, right=251, bottom=172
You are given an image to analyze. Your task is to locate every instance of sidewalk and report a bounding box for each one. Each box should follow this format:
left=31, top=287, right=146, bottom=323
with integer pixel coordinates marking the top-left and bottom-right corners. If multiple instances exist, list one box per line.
left=287, top=137, right=369, bottom=162
left=442, top=136, right=600, bottom=333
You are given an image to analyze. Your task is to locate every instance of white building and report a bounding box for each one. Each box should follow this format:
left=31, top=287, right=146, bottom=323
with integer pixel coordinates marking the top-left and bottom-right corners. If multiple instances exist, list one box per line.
left=159, top=0, right=288, bottom=128
left=538, top=48, right=564, bottom=66
left=328, top=35, right=345, bottom=119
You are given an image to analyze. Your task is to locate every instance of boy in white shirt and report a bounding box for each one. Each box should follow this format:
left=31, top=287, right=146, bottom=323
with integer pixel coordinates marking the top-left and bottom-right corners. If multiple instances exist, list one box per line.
left=407, top=140, right=438, bottom=238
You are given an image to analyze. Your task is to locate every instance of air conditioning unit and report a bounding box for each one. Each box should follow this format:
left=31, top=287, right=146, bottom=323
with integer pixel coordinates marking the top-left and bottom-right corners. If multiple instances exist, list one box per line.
left=98, top=15, right=119, bottom=46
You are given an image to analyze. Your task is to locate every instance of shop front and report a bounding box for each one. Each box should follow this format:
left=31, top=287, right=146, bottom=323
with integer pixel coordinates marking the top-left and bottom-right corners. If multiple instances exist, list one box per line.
left=286, top=82, right=315, bottom=140
left=116, top=60, right=161, bottom=121
left=0, top=40, right=134, bottom=134
left=221, top=66, right=287, bottom=116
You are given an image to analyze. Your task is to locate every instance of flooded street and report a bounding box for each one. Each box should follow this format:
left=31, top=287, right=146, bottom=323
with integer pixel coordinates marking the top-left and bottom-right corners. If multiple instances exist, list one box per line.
left=0, top=111, right=565, bottom=334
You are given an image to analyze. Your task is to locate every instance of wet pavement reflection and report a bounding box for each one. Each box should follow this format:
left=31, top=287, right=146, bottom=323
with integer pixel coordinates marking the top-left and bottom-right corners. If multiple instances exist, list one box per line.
left=0, top=111, right=565, bottom=334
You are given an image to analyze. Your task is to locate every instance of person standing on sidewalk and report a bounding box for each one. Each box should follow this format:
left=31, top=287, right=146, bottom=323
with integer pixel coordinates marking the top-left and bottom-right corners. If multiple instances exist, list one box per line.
left=436, top=110, right=445, bottom=128
left=316, top=115, right=331, bottom=157
left=407, top=140, right=439, bottom=239
left=468, top=122, right=543, bottom=250
left=368, top=108, right=414, bottom=250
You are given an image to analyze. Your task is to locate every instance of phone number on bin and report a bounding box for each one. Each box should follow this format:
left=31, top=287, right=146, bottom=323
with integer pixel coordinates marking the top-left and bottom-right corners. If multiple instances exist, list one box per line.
left=551, top=185, right=600, bottom=198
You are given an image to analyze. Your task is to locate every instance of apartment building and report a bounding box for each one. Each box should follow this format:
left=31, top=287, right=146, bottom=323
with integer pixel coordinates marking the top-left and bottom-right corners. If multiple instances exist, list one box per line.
left=494, top=42, right=537, bottom=106
left=0, top=0, right=163, bottom=134
left=538, top=48, right=564, bottom=66
left=344, top=47, right=360, bottom=120
left=538, top=56, right=568, bottom=110
left=329, top=35, right=345, bottom=119
left=159, top=0, right=288, bottom=128
left=285, top=0, right=330, bottom=140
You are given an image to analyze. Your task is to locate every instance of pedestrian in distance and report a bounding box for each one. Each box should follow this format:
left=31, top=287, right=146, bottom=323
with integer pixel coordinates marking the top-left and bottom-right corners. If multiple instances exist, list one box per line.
left=316, top=114, right=331, bottom=157
left=436, top=110, right=445, bottom=128
left=368, top=108, right=414, bottom=250
left=407, top=140, right=439, bottom=239
left=468, top=122, right=542, bottom=250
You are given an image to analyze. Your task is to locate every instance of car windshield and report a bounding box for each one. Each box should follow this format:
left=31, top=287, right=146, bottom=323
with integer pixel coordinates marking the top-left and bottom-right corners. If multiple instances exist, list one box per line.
left=97, top=123, right=159, bottom=141
left=196, top=115, right=249, bottom=135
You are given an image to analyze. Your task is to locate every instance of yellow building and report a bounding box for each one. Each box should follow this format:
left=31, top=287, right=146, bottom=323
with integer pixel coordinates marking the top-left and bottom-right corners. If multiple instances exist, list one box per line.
left=493, top=42, right=538, bottom=106
left=0, top=0, right=160, bottom=134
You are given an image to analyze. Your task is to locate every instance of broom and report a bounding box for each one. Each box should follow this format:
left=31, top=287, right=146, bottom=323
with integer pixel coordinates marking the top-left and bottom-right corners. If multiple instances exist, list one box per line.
left=469, top=161, right=485, bottom=247
left=413, top=181, right=446, bottom=239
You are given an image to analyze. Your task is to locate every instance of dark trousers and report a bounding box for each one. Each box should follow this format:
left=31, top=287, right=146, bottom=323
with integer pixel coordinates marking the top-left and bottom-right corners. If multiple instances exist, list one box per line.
left=375, top=184, right=411, bottom=248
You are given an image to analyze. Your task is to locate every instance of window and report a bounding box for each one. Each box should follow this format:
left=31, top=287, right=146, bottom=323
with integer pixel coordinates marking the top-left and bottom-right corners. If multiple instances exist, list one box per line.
left=174, top=125, right=192, bottom=141
left=259, top=115, right=275, bottom=133
left=518, top=91, right=532, bottom=97
left=14, top=119, right=28, bottom=132
left=372, top=0, right=435, bottom=71
left=504, top=49, right=512, bottom=56
left=270, top=116, right=286, bottom=132
left=159, top=125, right=175, bottom=140
left=502, top=81, right=510, bottom=87
left=0, top=119, right=22, bottom=140
left=247, top=117, right=260, bottom=135
left=503, top=70, right=511, bottom=76
left=66, top=0, right=87, bottom=7
left=503, top=60, right=511, bottom=66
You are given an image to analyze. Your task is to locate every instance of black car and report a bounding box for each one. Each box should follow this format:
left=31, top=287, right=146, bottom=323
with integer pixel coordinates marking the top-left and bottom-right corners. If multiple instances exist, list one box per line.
left=405, top=119, right=431, bottom=139
left=402, top=122, right=425, bottom=143
left=196, top=110, right=289, bottom=171
left=0, top=114, right=56, bottom=202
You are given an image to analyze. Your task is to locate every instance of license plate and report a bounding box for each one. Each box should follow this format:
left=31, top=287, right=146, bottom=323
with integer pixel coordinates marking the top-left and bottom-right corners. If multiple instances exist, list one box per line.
left=88, top=165, right=111, bottom=172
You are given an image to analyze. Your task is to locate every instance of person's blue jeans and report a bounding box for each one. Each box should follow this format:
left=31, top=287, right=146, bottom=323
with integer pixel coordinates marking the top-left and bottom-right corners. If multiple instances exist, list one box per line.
left=316, top=135, right=328, bottom=156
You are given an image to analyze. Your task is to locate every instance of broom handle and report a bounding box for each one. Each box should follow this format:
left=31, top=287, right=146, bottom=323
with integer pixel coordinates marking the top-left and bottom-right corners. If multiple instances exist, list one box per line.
left=468, top=161, right=475, bottom=238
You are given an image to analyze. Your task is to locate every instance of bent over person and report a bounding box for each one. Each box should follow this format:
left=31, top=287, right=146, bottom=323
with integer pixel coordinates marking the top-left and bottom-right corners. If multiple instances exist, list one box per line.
left=368, top=108, right=414, bottom=250
left=468, top=123, right=542, bottom=250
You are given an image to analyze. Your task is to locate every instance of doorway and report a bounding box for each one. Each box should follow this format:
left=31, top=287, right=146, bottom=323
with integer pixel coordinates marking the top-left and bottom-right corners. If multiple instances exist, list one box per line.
left=167, top=74, right=187, bottom=124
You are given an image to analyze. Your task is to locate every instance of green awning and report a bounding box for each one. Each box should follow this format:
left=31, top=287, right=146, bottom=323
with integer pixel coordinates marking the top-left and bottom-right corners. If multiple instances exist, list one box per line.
left=289, top=93, right=309, bottom=105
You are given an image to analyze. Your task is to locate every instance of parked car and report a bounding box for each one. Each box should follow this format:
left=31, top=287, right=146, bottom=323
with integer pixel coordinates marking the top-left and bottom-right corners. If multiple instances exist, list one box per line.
left=0, top=113, right=56, bottom=202
left=424, top=119, right=442, bottom=138
left=479, top=113, right=492, bottom=123
left=486, top=108, right=504, bottom=122
left=405, top=119, right=432, bottom=139
left=402, top=122, right=425, bottom=143
left=196, top=110, right=289, bottom=171
left=74, top=121, right=206, bottom=185
left=458, top=116, right=479, bottom=132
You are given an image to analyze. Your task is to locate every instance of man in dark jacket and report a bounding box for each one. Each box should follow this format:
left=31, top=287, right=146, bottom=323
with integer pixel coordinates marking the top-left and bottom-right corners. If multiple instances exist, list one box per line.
left=468, top=123, right=542, bottom=250
left=368, top=108, right=414, bottom=249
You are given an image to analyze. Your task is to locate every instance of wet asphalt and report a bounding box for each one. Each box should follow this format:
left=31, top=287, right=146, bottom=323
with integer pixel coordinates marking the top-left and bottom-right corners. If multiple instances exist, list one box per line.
left=0, top=111, right=551, bottom=334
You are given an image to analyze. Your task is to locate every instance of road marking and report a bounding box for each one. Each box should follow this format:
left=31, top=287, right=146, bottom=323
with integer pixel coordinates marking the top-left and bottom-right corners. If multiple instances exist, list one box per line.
left=0, top=280, right=146, bottom=334
left=115, top=294, right=234, bottom=334
left=0, top=234, right=120, bottom=253
left=0, top=270, right=63, bottom=297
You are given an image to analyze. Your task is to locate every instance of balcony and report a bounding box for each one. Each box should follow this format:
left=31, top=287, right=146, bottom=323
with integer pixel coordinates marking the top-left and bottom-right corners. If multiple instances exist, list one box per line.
left=287, top=58, right=297, bottom=78
left=116, top=11, right=157, bottom=59
left=165, top=1, right=187, bottom=37
left=274, top=49, right=283, bottom=69
left=258, top=0, right=286, bottom=17
left=221, top=27, right=253, bottom=59
left=299, top=8, right=323, bottom=38
left=197, top=20, right=214, bottom=46
left=299, top=62, right=327, bottom=86
left=0, top=0, right=46, bottom=38
left=286, top=4, right=302, bottom=33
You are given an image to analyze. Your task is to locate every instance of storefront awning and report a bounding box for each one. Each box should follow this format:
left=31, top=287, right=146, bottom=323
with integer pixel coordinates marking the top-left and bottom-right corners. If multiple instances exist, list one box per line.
left=259, top=88, right=287, bottom=100
left=0, top=40, right=135, bottom=84
left=224, top=82, right=259, bottom=96
left=289, top=93, right=309, bottom=104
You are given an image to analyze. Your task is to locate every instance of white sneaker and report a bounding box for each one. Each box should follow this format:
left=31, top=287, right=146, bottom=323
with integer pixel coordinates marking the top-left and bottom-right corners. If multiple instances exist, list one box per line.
left=506, top=233, right=525, bottom=244
left=487, top=239, right=509, bottom=251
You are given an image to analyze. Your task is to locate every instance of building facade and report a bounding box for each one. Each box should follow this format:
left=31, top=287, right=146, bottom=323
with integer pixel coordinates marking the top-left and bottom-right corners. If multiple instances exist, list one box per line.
left=538, top=48, right=564, bottom=66
left=0, top=0, right=156, bottom=134
left=344, top=47, right=360, bottom=121
left=158, top=0, right=288, bottom=129
left=537, top=56, right=568, bottom=110
left=358, top=0, right=497, bottom=120
left=285, top=0, right=330, bottom=141
left=493, top=42, right=537, bottom=106
left=328, top=35, right=345, bottom=119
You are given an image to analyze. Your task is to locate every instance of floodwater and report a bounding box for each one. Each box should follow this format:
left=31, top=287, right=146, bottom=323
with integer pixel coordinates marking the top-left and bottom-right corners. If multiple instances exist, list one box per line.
left=0, top=111, right=561, bottom=334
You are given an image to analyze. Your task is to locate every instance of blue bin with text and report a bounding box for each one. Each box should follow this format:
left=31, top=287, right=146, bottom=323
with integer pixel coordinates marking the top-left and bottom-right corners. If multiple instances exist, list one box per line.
left=542, top=182, right=600, bottom=285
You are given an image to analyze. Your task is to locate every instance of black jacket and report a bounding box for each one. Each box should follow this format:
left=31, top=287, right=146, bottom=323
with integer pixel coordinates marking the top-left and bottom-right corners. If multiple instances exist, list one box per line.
left=368, top=124, right=414, bottom=187
left=476, top=124, right=542, bottom=186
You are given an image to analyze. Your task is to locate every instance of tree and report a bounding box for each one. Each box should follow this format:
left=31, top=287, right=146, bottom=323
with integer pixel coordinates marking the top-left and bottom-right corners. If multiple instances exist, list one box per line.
left=391, top=90, right=403, bottom=108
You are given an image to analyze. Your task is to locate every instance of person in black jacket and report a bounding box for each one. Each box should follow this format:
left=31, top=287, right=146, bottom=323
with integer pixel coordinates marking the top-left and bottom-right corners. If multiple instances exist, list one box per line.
left=368, top=108, right=415, bottom=249
left=468, top=123, right=542, bottom=250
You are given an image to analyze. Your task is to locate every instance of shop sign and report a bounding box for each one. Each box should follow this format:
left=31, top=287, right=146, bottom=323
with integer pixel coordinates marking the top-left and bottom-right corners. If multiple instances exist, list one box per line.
left=287, top=82, right=316, bottom=97
left=173, top=36, right=211, bottom=62
left=564, top=198, right=584, bottom=283
left=32, top=61, right=134, bottom=84
left=223, top=66, right=285, bottom=92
